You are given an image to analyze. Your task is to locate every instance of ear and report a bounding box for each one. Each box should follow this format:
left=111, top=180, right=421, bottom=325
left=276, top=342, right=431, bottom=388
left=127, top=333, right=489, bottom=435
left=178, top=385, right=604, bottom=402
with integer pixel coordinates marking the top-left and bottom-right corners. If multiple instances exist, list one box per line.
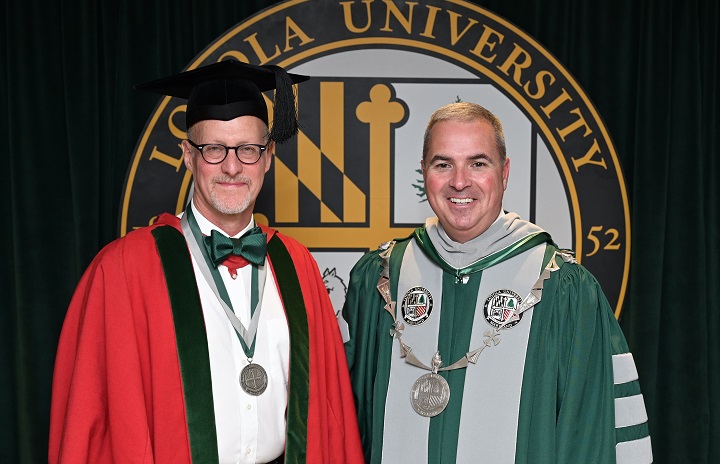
left=263, top=140, right=275, bottom=174
left=502, top=157, right=510, bottom=190
left=182, top=140, right=194, bottom=173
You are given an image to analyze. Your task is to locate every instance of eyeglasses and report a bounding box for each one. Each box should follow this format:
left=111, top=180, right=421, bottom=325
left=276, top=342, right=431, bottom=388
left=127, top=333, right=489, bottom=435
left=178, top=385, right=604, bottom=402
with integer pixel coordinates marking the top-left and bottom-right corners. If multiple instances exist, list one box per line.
left=187, top=139, right=268, bottom=165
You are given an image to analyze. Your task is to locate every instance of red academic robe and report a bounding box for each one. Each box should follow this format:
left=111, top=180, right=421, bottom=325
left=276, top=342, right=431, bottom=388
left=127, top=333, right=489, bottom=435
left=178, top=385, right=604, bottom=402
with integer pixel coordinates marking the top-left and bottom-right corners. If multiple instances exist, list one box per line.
left=49, top=214, right=364, bottom=463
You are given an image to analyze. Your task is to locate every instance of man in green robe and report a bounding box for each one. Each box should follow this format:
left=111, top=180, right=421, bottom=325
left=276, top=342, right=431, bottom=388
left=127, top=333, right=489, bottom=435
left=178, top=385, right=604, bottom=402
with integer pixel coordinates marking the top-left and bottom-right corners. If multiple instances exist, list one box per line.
left=342, top=102, right=652, bottom=463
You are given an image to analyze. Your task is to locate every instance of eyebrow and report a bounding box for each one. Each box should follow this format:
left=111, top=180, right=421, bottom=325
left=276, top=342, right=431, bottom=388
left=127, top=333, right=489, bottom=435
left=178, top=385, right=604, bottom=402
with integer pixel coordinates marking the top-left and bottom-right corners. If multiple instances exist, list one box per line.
left=427, top=153, right=493, bottom=164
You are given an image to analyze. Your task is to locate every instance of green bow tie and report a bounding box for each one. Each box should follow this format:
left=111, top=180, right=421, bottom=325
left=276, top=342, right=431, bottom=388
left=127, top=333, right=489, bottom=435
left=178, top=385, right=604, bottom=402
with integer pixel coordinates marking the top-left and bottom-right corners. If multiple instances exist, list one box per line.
left=203, top=226, right=267, bottom=267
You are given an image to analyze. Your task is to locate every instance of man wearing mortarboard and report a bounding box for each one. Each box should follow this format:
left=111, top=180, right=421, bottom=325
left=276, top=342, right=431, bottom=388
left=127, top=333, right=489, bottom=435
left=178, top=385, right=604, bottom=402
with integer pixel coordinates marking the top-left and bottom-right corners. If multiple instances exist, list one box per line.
left=49, top=60, right=364, bottom=464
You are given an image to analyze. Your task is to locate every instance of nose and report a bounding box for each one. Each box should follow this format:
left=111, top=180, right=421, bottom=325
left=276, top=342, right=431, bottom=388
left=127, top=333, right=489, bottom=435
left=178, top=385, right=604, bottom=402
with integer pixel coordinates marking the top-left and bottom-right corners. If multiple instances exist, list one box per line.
left=450, top=165, right=471, bottom=190
left=221, top=148, right=244, bottom=175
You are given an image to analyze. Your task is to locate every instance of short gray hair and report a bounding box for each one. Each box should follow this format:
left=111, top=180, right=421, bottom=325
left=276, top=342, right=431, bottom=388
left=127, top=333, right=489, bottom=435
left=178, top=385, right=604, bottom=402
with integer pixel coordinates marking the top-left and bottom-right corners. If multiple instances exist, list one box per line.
left=422, top=102, right=506, bottom=161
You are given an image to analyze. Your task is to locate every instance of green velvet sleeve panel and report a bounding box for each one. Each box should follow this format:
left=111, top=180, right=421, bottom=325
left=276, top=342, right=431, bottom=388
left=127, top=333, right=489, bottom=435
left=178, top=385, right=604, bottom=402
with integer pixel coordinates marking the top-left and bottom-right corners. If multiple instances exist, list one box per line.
left=515, top=258, right=646, bottom=463
left=152, top=226, right=218, bottom=464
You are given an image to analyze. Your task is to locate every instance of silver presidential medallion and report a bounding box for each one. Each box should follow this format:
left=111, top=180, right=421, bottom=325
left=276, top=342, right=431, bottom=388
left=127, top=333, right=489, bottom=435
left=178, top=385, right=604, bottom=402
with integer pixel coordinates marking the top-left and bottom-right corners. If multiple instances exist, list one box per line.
left=240, top=362, right=268, bottom=396
left=401, top=286, right=433, bottom=326
left=410, top=373, right=450, bottom=417
left=410, top=352, right=449, bottom=417
left=484, top=289, right=523, bottom=329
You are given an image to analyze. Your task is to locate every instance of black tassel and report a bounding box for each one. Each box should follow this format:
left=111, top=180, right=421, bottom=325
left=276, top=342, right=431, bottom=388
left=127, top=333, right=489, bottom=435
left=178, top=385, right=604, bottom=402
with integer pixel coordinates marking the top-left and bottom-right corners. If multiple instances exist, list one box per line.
left=265, top=64, right=299, bottom=143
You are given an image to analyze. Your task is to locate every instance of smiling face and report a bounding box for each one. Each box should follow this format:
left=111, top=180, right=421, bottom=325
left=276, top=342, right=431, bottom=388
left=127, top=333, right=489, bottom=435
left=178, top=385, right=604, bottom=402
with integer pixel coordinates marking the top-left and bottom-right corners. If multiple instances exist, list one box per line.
left=182, top=116, right=274, bottom=235
left=422, top=119, right=510, bottom=243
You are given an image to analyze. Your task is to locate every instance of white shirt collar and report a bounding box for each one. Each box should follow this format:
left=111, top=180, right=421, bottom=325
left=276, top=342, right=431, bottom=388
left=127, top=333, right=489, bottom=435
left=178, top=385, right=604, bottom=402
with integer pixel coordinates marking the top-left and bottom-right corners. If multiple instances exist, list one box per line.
left=190, top=199, right=255, bottom=238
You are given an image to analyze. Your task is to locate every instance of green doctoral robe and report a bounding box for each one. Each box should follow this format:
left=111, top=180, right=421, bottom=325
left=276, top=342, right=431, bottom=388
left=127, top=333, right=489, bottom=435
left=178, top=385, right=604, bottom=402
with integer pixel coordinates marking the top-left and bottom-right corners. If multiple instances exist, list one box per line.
left=343, top=214, right=651, bottom=464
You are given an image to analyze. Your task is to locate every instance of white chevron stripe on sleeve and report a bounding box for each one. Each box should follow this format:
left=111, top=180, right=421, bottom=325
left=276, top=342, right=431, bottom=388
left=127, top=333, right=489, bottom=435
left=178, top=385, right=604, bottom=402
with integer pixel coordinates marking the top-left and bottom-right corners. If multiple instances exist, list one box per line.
left=615, top=394, right=648, bottom=428
left=613, top=352, right=639, bottom=385
left=616, top=435, right=653, bottom=464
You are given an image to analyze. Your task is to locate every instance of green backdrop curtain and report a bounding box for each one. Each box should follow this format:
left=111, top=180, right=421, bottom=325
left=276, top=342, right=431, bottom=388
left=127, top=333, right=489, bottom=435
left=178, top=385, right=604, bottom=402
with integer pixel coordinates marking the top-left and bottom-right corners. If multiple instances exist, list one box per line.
left=1, top=0, right=717, bottom=463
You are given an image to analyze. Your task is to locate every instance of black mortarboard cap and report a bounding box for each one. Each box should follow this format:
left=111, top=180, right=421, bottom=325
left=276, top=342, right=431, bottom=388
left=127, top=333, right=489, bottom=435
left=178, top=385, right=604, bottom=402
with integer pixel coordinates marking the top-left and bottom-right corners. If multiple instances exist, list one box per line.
left=135, top=60, right=309, bottom=143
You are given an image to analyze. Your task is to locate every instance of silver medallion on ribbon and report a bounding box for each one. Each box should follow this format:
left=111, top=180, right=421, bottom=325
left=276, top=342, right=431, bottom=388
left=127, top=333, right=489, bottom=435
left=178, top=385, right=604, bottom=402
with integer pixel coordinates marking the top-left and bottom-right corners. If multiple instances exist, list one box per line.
left=240, top=363, right=268, bottom=396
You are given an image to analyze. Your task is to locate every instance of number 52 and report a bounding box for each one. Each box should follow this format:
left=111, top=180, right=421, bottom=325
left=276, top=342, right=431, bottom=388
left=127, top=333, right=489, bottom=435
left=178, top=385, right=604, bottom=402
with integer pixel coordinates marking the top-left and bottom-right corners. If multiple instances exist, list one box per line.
left=586, top=226, right=621, bottom=257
